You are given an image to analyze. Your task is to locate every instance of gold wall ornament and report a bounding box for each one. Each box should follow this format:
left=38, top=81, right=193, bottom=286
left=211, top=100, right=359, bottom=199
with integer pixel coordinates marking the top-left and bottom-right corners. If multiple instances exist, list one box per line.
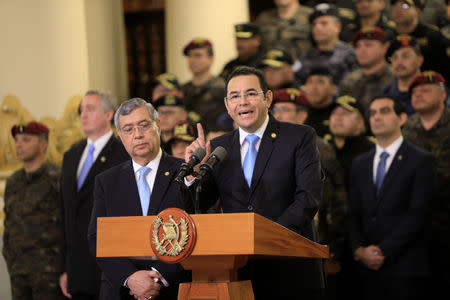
left=150, top=208, right=197, bottom=264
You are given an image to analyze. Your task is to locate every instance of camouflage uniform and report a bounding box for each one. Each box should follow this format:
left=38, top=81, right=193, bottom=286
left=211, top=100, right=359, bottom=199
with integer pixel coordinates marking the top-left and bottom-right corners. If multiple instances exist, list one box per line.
left=316, top=137, right=347, bottom=261
left=404, top=22, right=450, bottom=82
left=220, top=51, right=264, bottom=81
left=2, top=162, right=62, bottom=300
left=181, top=76, right=226, bottom=132
left=340, top=14, right=397, bottom=44
left=339, top=65, right=395, bottom=118
left=256, top=5, right=313, bottom=60
left=299, top=41, right=359, bottom=85
left=402, top=107, right=450, bottom=288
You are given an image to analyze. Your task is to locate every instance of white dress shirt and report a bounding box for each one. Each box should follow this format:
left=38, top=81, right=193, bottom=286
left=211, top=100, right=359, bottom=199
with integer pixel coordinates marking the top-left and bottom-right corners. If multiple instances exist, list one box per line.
left=238, top=115, right=270, bottom=166
left=132, top=148, right=162, bottom=197
left=77, top=130, right=113, bottom=178
left=373, top=135, right=403, bottom=182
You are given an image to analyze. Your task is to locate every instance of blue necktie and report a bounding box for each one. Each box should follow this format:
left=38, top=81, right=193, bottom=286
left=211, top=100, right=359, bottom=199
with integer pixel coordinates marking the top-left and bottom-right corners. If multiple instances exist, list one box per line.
left=375, top=151, right=389, bottom=195
left=77, top=144, right=95, bottom=191
left=138, top=166, right=151, bottom=216
left=243, top=134, right=259, bottom=187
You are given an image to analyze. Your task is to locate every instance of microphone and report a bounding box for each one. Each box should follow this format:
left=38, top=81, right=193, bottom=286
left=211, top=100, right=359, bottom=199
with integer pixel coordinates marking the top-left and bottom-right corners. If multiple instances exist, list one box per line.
left=174, top=147, right=206, bottom=184
left=196, top=146, right=227, bottom=181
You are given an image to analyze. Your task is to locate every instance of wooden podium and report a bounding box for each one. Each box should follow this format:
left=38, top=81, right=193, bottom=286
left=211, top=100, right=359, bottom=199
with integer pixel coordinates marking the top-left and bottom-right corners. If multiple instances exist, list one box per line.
left=97, top=212, right=329, bottom=300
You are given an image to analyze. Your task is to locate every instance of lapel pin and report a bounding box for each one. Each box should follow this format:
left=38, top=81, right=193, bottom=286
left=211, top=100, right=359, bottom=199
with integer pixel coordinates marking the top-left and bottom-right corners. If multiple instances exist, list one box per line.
left=398, top=155, right=403, bottom=161
left=164, top=171, right=170, bottom=176
left=100, top=156, right=106, bottom=163
left=271, top=133, right=277, bottom=138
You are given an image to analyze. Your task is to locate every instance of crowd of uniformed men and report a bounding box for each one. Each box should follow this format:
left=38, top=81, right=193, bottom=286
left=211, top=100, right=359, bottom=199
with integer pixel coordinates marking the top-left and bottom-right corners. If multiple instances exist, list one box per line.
left=2, top=0, right=450, bottom=299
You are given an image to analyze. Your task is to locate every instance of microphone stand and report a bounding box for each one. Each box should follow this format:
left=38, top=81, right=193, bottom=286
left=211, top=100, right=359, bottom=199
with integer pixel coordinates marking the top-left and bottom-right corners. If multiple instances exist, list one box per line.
left=194, top=181, right=202, bottom=214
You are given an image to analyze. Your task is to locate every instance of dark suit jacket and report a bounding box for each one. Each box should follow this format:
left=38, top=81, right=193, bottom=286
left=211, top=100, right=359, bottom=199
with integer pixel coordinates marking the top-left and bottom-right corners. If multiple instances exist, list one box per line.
left=87, top=153, right=191, bottom=300
left=348, top=140, right=436, bottom=278
left=60, top=135, right=129, bottom=295
left=198, top=115, right=325, bottom=298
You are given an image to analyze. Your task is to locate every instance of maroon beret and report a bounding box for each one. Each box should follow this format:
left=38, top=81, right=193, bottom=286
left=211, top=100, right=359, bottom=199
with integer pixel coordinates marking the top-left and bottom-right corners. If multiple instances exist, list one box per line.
left=352, top=26, right=387, bottom=45
left=272, top=88, right=310, bottom=107
left=409, top=71, right=446, bottom=94
left=183, top=38, right=213, bottom=56
left=11, top=121, right=49, bottom=138
left=168, top=121, right=197, bottom=144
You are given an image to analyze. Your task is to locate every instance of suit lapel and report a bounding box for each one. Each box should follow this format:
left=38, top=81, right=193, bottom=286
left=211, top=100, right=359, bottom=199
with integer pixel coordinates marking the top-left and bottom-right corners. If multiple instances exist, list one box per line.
left=249, top=117, right=277, bottom=195
left=376, top=141, right=408, bottom=204
left=79, top=136, right=115, bottom=192
left=148, top=153, right=177, bottom=215
left=72, top=140, right=87, bottom=197
left=121, top=161, right=143, bottom=216
left=230, top=131, right=248, bottom=190
left=363, top=150, right=378, bottom=212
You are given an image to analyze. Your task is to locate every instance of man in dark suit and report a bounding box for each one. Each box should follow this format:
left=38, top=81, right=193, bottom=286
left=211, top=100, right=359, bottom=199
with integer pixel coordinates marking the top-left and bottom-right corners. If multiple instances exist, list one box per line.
left=88, top=98, right=191, bottom=300
left=184, top=66, right=324, bottom=299
left=60, top=90, right=129, bottom=299
left=348, top=95, right=436, bottom=300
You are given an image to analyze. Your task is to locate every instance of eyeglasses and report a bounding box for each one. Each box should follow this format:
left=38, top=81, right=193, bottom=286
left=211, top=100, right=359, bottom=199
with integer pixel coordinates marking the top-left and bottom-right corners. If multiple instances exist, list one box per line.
left=120, top=121, right=153, bottom=135
left=226, top=90, right=264, bottom=103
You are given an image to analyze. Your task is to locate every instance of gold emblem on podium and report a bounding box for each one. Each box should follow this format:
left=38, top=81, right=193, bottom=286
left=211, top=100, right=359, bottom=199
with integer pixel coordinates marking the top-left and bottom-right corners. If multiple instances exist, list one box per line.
left=153, top=215, right=189, bottom=256
left=150, top=208, right=197, bottom=263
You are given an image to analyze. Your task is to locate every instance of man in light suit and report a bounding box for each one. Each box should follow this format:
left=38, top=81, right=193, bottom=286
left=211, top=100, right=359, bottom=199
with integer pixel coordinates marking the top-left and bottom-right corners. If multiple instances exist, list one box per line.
left=60, top=90, right=129, bottom=299
left=185, top=66, right=324, bottom=299
left=349, top=95, right=436, bottom=300
left=88, top=98, right=191, bottom=300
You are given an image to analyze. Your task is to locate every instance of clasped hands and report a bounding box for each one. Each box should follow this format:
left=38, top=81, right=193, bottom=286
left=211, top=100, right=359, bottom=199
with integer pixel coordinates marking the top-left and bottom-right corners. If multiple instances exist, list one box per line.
left=127, top=270, right=162, bottom=300
left=354, top=245, right=385, bottom=271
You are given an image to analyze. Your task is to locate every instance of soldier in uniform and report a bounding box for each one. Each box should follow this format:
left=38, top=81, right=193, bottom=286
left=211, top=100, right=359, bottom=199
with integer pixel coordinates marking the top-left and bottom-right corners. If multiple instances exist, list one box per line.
left=381, top=34, right=423, bottom=116
left=153, top=95, right=189, bottom=153
left=299, top=3, right=359, bottom=86
left=151, top=73, right=184, bottom=102
left=340, top=27, right=394, bottom=119
left=3, top=121, right=62, bottom=300
left=392, top=0, right=450, bottom=82
left=303, top=66, right=338, bottom=137
left=181, top=38, right=226, bottom=132
left=259, top=48, right=300, bottom=91
left=256, top=0, right=313, bottom=60
left=340, top=0, right=396, bottom=43
left=220, top=23, right=264, bottom=81
left=402, top=71, right=450, bottom=297
left=167, top=121, right=197, bottom=160
left=270, top=89, right=347, bottom=294
left=327, top=95, right=375, bottom=188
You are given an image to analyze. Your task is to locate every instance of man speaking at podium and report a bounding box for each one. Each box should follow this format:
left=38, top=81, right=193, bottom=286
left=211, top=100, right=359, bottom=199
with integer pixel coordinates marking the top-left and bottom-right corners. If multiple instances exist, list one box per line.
left=88, top=99, right=191, bottom=300
left=185, top=66, right=325, bottom=299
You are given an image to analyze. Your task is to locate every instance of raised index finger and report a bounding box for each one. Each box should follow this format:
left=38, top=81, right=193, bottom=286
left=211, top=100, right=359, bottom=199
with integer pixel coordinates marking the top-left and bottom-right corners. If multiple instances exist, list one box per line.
left=197, top=123, right=205, bottom=143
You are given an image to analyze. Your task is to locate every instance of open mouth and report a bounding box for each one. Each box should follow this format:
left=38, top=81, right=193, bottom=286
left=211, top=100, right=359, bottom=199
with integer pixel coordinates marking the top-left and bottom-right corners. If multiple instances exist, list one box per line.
left=238, top=110, right=254, bottom=118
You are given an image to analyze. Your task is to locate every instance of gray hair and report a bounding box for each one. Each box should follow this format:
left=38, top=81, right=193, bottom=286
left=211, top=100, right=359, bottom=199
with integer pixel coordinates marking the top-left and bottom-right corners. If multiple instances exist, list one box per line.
left=85, top=90, right=116, bottom=112
left=114, top=98, right=159, bottom=131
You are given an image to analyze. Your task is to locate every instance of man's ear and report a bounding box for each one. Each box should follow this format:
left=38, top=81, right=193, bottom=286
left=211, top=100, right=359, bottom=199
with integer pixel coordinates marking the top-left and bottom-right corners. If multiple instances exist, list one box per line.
left=265, top=90, right=273, bottom=108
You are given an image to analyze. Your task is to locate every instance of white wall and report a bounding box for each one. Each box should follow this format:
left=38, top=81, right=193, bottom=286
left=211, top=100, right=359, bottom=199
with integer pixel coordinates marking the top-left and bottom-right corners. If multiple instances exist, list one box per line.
left=165, top=0, right=250, bottom=84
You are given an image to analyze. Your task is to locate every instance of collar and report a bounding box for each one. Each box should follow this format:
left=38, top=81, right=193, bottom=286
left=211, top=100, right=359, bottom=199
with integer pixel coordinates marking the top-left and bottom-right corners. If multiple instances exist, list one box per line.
left=239, top=115, right=270, bottom=146
left=87, top=130, right=113, bottom=152
left=375, top=135, right=403, bottom=158
left=132, top=148, right=163, bottom=174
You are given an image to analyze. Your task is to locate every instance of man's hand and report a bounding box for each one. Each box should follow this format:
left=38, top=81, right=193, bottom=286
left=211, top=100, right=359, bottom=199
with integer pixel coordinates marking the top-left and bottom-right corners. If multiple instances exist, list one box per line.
left=355, top=245, right=385, bottom=271
left=184, top=123, right=211, bottom=181
left=127, top=270, right=162, bottom=299
left=59, top=272, right=72, bottom=298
